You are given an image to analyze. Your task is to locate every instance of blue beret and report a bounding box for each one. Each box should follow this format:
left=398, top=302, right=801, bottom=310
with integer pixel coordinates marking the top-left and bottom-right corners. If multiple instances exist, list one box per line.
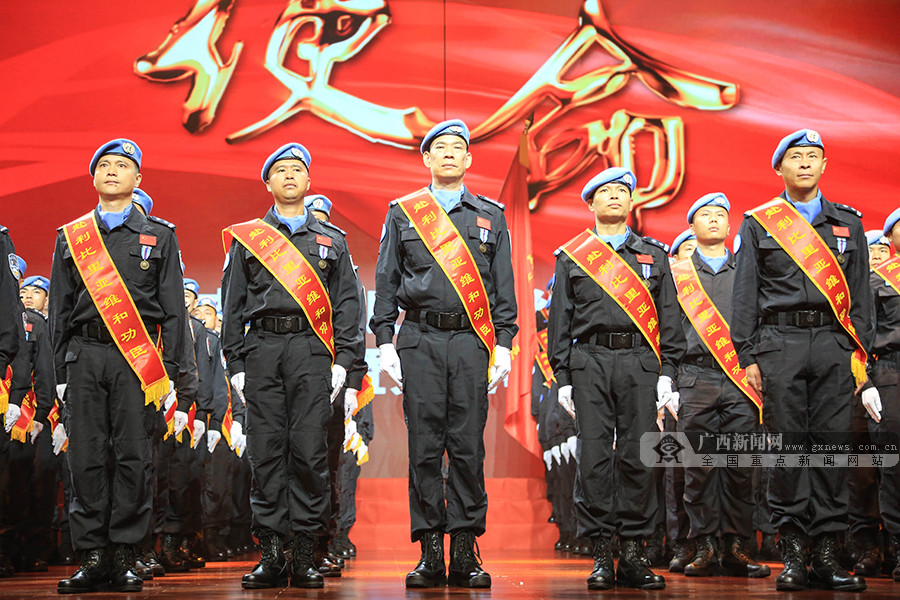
left=670, top=229, right=696, bottom=257
left=183, top=278, right=200, bottom=295
left=305, top=194, right=332, bottom=217
left=867, top=229, right=891, bottom=247
left=15, top=255, right=26, bottom=278
left=89, top=138, right=141, bottom=176
left=22, top=275, right=49, bottom=292
left=771, top=129, right=823, bottom=169
left=132, top=188, right=153, bottom=215
left=884, top=207, right=900, bottom=237
left=687, top=192, right=730, bottom=224
left=581, top=167, right=636, bottom=202
left=420, top=119, right=470, bottom=154
left=198, top=297, right=219, bottom=310
left=261, top=143, right=311, bottom=182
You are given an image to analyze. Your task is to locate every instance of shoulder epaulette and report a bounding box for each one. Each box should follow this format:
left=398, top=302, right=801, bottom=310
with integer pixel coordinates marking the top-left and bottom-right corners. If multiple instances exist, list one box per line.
left=477, top=194, right=506, bottom=211
left=553, top=247, right=563, bottom=257
left=642, top=236, right=670, bottom=253
left=389, top=199, right=399, bottom=207
left=148, top=215, right=176, bottom=229
left=320, top=221, right=347, bottom=236
left=834, top=203, right=863, bottom=218
left=0, top=225, right=7, bottom=234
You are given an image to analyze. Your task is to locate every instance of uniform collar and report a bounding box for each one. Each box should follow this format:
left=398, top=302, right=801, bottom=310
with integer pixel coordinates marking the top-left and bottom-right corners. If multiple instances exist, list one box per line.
left=272, top=204, right=309, bottom=233
left=263, top=206, right=326, bottom=236
left=692, top=247, right=732, bottom=274
left=781, top=190, right=840, bottom=225
left=94, top=203, right=144, bottom=233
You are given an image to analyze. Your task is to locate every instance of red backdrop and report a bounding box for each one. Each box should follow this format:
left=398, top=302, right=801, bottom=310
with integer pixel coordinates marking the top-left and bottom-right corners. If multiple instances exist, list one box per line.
left=2, top=0, right=900, bottom=481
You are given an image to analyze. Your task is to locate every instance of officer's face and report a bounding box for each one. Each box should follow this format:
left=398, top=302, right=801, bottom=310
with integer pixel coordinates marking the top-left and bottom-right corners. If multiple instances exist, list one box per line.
left=93, top=155, right=141, bottom=199
left=775, top=146, right=826, bottom=193
left=184, top=290, right=198, bottom=311
left=690, top=207, right=730, bottom=244
left=674, top=240, right=697, bottom=260
left=266, top=160, right=310, bottom=204
left=869, top=244, right=891, bottom=268
left=21, top=286, right=48, bottom=312
left=192, top=305, right=217, bottom=330
left=423, top=136, right=471, bottom=183
left=588, top=183, right=633, bottom=222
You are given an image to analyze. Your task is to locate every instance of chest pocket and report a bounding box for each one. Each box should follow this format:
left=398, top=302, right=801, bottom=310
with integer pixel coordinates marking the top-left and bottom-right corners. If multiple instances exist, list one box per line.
left=127, top=243, right=162, bottom=287
left=824, top=234, right=857, bottom=274
left=569, top=268, right=604, bottom=304
left=307, top=240, right=336, bottom=279
left=758, top=236, right=799, bottom=278
left=400, top=227, right=433, bottom=268
left=466, top=226, right=498, bottom=265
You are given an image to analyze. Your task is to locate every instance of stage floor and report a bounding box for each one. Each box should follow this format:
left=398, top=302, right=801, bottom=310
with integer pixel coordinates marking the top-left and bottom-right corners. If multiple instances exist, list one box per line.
left=1, top=550, right=897, bottom=599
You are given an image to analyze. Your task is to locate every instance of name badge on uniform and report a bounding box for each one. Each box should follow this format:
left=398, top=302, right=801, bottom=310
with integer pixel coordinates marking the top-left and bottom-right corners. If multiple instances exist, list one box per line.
left=833, top=226, right=849, bottom=264
left=636, top=254, right=653, bottom=280
left=316, top=234, right=331, bottom=269
left=477, top=216, right=490, bottom=252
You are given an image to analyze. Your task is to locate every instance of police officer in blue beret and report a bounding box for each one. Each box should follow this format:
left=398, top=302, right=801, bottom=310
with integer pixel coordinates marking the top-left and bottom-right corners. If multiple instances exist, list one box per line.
left=670, top=229, right=697, bottom=260
left=131, top=189, right=153, bottom=216
left=222, top=143, right=361, bottom=589
left=52, top=138, right=187, bottom=593
left=866, top=230, right=891, bottom=269
left=371, top=119, right=518, bottom=588
left=732, top=129, right=871, bottom=591
left=671, top=194, right=770, bottom=578
left=548, top=167, right=685, bottom=590
left=21, top=276, right=50, bottom=317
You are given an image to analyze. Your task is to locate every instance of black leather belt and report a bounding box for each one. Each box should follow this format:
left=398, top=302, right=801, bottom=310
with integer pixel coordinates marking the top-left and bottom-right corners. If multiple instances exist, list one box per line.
left=406, top=310, right=470, bottom=331
left=762, top=310, right=834, bottom=328
left=876, top=351, right=900, bottom=365
left=579, top=331, right=647, bottom=349
left=252, top=316, right=308, bottom=334
left=82, top=322, right=115, bottom=343
left=684, top=354, right=716, bottom=369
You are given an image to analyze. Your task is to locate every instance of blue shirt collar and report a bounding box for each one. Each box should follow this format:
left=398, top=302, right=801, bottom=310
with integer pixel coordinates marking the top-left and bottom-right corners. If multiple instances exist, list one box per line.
left=273, top=205, right=308, bottom=234
left=696, top=248, right=729, bottom=273
left=96, top=203, right=133, bottom=231
left=596, top=226, right=631, bottom=251
left=786, top=190, right=822, bottom=224
left=429, top=184, right=465, bottom=213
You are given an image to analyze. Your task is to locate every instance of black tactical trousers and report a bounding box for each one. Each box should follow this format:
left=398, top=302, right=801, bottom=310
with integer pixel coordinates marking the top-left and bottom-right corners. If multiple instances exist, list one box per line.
left=243, top=330, right=332, bottom=538
left=570, top=343, right=659, bottom=539
left=397, top=322, right=489, bottom=542
left=870, top=359, right=900, bottom=537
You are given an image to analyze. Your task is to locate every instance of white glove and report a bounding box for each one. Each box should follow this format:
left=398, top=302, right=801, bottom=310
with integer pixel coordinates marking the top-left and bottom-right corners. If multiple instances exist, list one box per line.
left=560, top=438, right=571, bottom=461
left=56, top=384, right=67, bottom=403
left=233, top=433, right=247, bottom=456
left=173, top=410, right=189, bottom=436
left=52, top=424, right=68, bottom=455
left=330, top=365, right=347, bottom=403
left=4, top=404, right=21, bottom=433
left=861, top=387, right=882, bottom=423
left=378, top=343, right=403, bottom=390
left=30, top=421, right=44, bottom=443
left=343, top=418, right=359, bottom=450
left=558, top=385, right=575, bottom=418
left=656, top=375, right=680, bottom=413
left=543, top=449, right=552, bottom=470
left=191, top=419, right=206, bottom=448
left=551, top=445, right=562, bottom=465
left=344, top=388, right=358, bottom=419
left=488, top=346, right=511, bottom=392
left=163, top=392, right=176, bottom=413
left=566, top=435, right=578, bottom=460
left=207, top=429, right=222, bottom=452
left=229, top=421, right=243, bottom=450
left=231, top=372, right=246, bottom=402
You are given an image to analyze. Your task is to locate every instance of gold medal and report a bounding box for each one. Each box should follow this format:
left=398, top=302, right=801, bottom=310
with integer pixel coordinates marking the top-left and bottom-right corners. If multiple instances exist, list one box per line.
left=837, top=254, right=845, bottom=265
left=140, top=260, right=150, bottom=270
left=479, top=243, right=487, bottom=253
left=318, top=259, right=327, bottom=269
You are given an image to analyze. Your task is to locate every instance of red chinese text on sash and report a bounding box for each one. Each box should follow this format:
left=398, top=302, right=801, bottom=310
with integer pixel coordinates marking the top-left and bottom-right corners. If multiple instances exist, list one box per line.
left=63, top=213, right=169, bottom=408
left=10, top=390, right=36, bottom=443
left=223, top=219, right=335, bottom=360
left=874, top=255, right=900, bottom=301
left=749, top=199, right=867, bottom=386
left=559, top=229, right=661, bottom=365
left=671, top=258, right=763, bottom=421
left=535, top=328, right=556, bottom=388
left=396, top=188, right=496, bottom=360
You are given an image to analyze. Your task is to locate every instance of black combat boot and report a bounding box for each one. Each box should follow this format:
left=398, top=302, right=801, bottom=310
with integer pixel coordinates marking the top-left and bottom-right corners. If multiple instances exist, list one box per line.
left=313, top=534, right=342, bottom=577
left=586, top=536, right=614, bottom=590
left=759, top=532, right=779, bottom=561
left=889, top=535, right=900, bottom=582
left=851, top=528, right=882, bottom=577
left=616, top=537, right=665, bottom=589
left=110, top=544, right=143, bottom=592
left=159, top=533, right=188, bottom=572
left=668, top=538, right=695, bottom=573
left=241, top=530, right=288, bottom=589
left=808, top=533, right=866, bottom=591
left=290, top=533, right=324, bottom=589
left=57, top=549, right=110, bottom=594
left=448, top=530, right=490, bottom=588
left=405, top=530, right=446, bottom=588
left=775, top=528, right=808, bottom=591
left=721, top=534, right=771, bottom=577
left=684, top=534, right=716, bottom=577
left=644, top=523, right=667, bottom=566
left=204, top=528, right=228, bottom=562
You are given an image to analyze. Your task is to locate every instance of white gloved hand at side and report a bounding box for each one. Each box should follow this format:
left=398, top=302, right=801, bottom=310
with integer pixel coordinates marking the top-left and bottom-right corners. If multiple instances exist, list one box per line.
left=207, top=429, right=222, bottom=453
left=52, top=424, right=68, bottom=455
left=656, top=375, right=680, bottom=414
left=558, top=385, right=575, bottom=419
left=344, top=388, right=358, bottom=419
left=4, top=404, right=20, bottom=433
left=173, top=411, right=189, bottom=436
left=56, top=384, right=67, bottom=403
left=861, top=387, right=883, bottom=423
left=191, top=419, right=206, bottom=448
left=488, top=346, right=511, bottom=392
left=229, top=421, right=243, bottom=450
left=330, top=365, right=346, bottom=403
left=378, top=343, right=403, bottom=390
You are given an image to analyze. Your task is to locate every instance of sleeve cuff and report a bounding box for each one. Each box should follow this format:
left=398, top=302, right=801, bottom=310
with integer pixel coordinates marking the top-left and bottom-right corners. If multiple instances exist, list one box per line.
left=374, top=329, right=394, bottom=347
left=555, top=371, right=571, bottom=387
left=496, top=331, right=514, bottom=349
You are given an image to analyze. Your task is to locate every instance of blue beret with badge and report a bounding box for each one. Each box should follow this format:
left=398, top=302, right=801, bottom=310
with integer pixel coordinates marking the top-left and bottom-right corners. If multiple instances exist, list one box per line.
left=198, top=297, right=219, bottom=310
left=867, top=229, right=891, bottom=247
left=305, top=194, right=332, bottom=217
left=22, top=275, right=49, bottom=292
left=15, top=255, right=26, bottom=278
left=261, top=143, right=311, bottom=182
left=420, top=119, right=470, bottom=154
left=89, top=138, right=142, bottom=176
left=183, top=278, right=200, bottom=297
left=771, top=129, right=824, bottom=169
left=132, top=188, right=153, bottom=215
left=669, top=229, right=696, bottom=257
left=581, top=167, right=636, bottom=202
left=687, top=192, right=730, bottom=224
left=883, top=207, right=900, bottom=237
